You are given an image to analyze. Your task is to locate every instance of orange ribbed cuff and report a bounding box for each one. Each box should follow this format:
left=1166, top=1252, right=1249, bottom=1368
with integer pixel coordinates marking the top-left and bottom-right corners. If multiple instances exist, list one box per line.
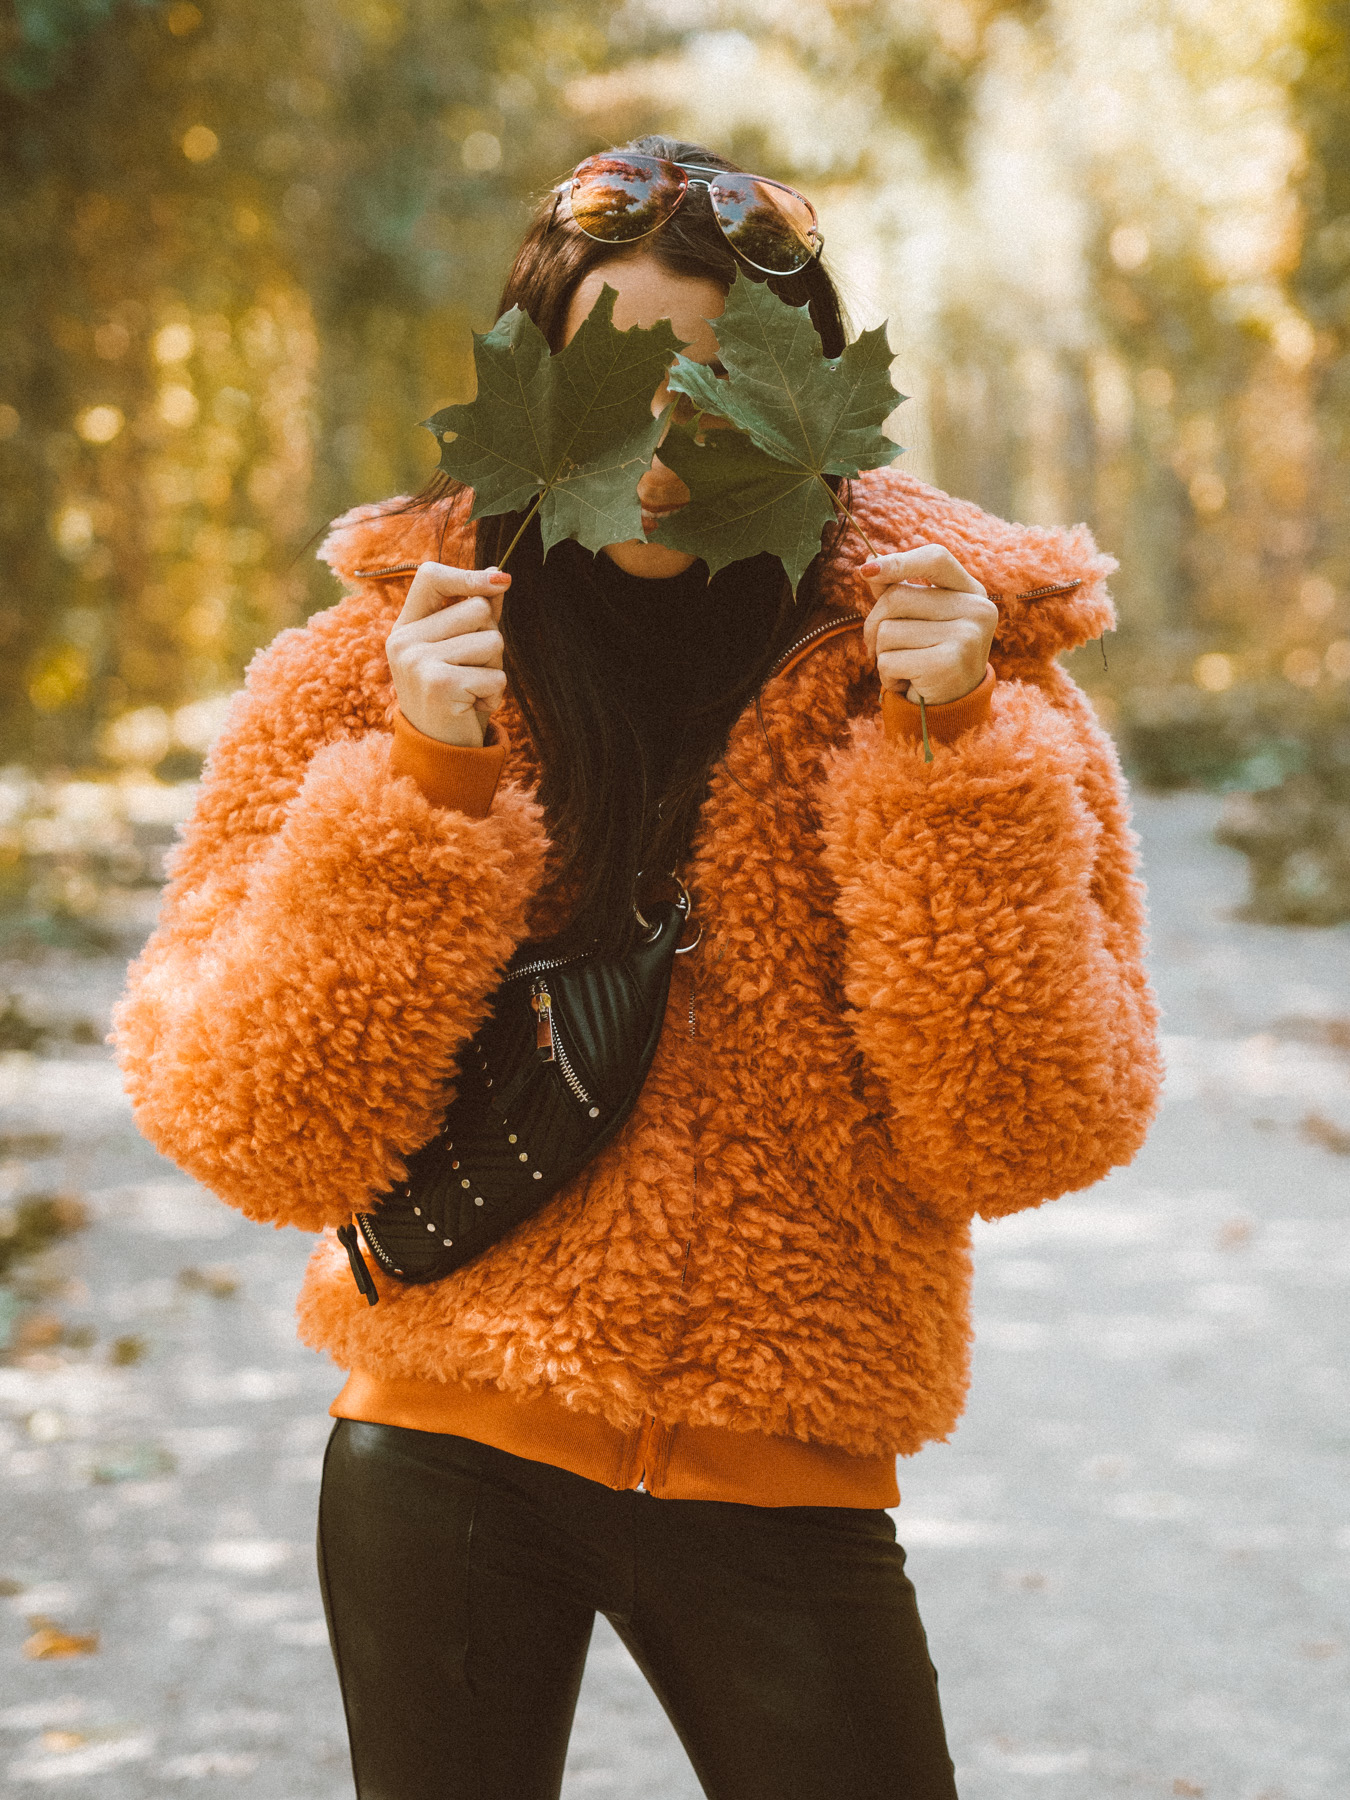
left=390, top=709, right=509, bottom=818
left=881, top=664, right=995, bottom=748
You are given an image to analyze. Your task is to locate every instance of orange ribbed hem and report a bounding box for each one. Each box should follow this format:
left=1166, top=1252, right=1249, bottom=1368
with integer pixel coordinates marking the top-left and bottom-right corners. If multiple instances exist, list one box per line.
left=330, top=1370, right=900, bottom=1510
left=390, top=709, right=509, bottom=817
left=881, top=663, right=995, bottom=748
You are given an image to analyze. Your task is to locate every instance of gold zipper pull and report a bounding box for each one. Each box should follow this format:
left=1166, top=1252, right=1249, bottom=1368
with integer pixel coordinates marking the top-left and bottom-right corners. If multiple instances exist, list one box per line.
left=531, top=980, right=555, bottom=1062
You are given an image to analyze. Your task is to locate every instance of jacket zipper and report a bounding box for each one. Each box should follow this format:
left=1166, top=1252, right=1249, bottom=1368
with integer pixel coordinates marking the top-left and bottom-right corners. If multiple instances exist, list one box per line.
left=767, top=610, right=860, bottom=679
left=634, top=939, right=705, bottom=1495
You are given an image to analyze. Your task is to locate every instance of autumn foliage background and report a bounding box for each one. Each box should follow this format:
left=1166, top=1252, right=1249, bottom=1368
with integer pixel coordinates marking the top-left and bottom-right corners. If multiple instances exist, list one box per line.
left=2, top=0, right=1349, bottom=925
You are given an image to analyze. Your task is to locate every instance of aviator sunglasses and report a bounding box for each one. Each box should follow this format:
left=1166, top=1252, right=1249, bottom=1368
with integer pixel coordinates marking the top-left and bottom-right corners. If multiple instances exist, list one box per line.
left=554, top=152, right=824, bottom=277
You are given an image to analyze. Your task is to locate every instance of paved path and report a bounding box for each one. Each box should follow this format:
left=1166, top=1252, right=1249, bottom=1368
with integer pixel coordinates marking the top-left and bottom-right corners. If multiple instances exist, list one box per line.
left=0, top=793, right=1347, bottom=1798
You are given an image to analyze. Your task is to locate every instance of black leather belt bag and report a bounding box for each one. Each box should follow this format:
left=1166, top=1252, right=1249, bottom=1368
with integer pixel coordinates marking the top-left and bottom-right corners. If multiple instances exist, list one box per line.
left=337, top=883, right=693, bottom=1301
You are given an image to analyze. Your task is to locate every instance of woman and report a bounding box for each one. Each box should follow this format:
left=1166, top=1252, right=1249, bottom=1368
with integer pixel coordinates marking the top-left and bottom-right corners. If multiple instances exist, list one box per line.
left=114, top=135, right=1161, bottom=1800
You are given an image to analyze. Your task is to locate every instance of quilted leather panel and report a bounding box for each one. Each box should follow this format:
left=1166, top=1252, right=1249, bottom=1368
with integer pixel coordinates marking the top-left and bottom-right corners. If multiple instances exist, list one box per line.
left=358, top=899, right=686, bottom=1283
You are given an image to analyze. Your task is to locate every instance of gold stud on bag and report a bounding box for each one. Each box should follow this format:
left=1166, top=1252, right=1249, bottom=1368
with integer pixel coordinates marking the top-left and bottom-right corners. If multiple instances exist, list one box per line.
left=337, top=876, right=695, bottom=1301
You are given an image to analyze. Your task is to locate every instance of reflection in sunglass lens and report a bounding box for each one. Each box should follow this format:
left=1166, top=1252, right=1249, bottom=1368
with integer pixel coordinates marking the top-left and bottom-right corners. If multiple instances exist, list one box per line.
left=568, top=156, right=684, bottom=243
left=709, top=174, right=817, bottom=274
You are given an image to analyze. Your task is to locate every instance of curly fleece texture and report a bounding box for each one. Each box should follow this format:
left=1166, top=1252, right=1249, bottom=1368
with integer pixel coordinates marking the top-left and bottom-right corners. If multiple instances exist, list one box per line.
left=111, top=466, right=1161, bottom=1460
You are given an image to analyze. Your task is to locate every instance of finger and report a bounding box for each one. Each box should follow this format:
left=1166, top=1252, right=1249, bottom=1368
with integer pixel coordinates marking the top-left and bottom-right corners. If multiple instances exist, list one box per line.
left=396, top=563, right=510, bottom=628
left=411, top=628, right=503, bottom=668
left=397, top=596, right=502, bottom=646
left=875, top=644, right=957, bottom=698
left=874, top=617, right=972, bottom=656
left=863, top=587, right=995, bottom=658
left=857, top=543, right=986, bottom=600
left=417, top=663, right=507, bottom=712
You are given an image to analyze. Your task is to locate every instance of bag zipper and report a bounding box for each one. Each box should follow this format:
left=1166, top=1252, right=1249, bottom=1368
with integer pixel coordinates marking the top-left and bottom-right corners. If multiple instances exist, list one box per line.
left=505, top=947, right=593, bottom=984
left=531, top=977, right=594, bottom=1108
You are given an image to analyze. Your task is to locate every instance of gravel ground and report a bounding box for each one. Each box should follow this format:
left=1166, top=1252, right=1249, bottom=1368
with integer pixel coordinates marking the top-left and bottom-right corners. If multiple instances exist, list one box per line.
left=0, top=791, right=1347, bottom=1799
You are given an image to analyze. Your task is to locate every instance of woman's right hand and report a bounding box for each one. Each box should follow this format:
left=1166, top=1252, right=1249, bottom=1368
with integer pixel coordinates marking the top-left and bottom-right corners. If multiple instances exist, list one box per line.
left=385, top=563, right=511, bottom=748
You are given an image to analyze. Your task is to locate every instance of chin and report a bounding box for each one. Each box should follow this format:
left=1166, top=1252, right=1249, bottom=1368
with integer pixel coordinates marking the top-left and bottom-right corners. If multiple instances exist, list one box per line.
left=602, top=538, right=700, bottom=579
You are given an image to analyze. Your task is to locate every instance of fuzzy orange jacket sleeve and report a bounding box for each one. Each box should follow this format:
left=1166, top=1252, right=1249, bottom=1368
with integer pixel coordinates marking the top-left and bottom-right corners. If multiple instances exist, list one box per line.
left=816, top=665, right=1162, bottom=1223
left=110, top=592, right=548, bottom=1235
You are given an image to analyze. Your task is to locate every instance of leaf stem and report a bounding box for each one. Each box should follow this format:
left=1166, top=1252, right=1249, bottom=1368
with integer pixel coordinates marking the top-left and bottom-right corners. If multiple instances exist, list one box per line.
left=818, top=474, right=879, bottom=558
left=497, top=490, right=545, bottom=571
left=918, top=695, right=933, bottom=762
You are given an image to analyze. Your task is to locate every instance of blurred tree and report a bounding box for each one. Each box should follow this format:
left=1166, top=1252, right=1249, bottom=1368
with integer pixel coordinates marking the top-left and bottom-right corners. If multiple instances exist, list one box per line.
left=1213, top=0, right=1350, bottom=920
left=0, top=0, right=610, bottom=771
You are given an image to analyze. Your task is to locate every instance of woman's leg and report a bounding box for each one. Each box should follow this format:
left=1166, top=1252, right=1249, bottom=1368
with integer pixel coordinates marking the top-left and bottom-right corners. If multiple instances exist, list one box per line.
left=317, top=1421, right=597, bottom=1800
left=611, top=1498, right=959, bottom=1800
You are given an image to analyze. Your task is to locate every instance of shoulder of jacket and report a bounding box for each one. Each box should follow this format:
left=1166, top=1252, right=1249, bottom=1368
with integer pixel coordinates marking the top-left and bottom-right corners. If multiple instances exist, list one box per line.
left=317, top=488, right=475, bottom=587
left=822, top=466, right=1119, bottom=664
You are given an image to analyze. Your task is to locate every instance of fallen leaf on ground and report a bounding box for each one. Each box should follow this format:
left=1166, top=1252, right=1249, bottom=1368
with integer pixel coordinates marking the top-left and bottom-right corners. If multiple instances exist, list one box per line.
left=15, top=1311, right=64, bottom=1350
left=1216, top=1218, right=1253, bottom=1249
left=89, top=1442, right=176, bottom=1484
left=108, top=1334, right=148, bottom=1366
left=1301, top=1112, right=1350, bottom=1155
left=41, top=1731, right=87, bottom=1752
left=178, top=1264, right=239, bottom=1299
left=0, top=1193, right=88, bottom=1279
left=1173, top=1782, right=1205, bottom=1798
left=0, top=1131, right=62, bottom=1158
left=23, top=1617, right=99, bottom=1659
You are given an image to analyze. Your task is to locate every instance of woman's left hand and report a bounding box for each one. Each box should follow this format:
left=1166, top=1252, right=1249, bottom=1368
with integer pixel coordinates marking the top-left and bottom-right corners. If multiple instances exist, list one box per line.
left=859, top=544, right=998, bottom=706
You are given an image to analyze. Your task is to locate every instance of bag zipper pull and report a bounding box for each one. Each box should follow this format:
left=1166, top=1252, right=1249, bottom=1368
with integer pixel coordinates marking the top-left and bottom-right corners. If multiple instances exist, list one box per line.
left=532, top=979, right=556, bottom=1062
left=337, top=1223, right=379, bottom=1306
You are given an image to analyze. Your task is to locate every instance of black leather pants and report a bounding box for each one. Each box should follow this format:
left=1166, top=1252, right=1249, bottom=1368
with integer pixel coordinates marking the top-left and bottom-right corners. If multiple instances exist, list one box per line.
left=317, top=1421, right=959, bottom=1800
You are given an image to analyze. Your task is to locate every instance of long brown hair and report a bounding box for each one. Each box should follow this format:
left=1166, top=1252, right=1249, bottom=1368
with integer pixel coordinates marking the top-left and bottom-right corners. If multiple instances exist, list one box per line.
left=436, top=135, right=850, bottom=952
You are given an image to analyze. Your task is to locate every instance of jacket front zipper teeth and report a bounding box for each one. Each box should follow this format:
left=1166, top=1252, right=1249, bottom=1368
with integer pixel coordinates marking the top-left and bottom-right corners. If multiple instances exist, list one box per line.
left=768, top=614, right=858, bottom=678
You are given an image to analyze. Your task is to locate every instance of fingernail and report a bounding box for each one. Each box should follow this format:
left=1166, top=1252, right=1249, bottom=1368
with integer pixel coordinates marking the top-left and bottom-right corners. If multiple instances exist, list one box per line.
left=489, top=571, right=510, bottom=585
left=858, top=560, right=879, bottom=575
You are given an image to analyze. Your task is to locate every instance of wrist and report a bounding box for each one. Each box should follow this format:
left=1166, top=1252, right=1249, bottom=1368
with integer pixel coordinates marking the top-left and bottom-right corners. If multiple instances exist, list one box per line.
left=881, top=665, right=995, bottom=749
left=390, top=709, right=509, bottom=816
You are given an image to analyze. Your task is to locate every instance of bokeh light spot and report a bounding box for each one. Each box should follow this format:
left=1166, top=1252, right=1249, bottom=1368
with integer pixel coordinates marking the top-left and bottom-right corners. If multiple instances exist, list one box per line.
left=1272, top=316, right=1316, bottom=370
left=77, top=406, right=124, bottom=445
left=1283, top=647, right=1322, bottom=688
left=1298, top=575, right=1337, bottom=620
left=1109, top=224, right=1150, bottom=271
left=154, top=323, right=195, bottom=364
left=158, top=385, right=200, bottom=428
left=1188, top=471, right=1226, bottom=513
left=462, top=131, right=502, bottom=173
left=1193, top=653, right=1235, bottom=693
left=94, top=321, right=132, bottom=360
left=102, top=706, right=172, bottom=766
left=182, top=125, right=219, bottom=164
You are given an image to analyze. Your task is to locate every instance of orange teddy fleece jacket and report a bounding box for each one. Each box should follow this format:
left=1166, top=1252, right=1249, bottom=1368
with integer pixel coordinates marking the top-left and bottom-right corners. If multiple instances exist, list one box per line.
left=112, top=467, right=1162, bottom=1462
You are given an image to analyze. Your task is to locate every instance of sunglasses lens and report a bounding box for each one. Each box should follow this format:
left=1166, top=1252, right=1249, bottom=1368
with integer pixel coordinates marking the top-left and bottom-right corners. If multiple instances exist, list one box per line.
left=708, top=174, right=819, bottom=274
left=568, top=155, right=684, bottom=243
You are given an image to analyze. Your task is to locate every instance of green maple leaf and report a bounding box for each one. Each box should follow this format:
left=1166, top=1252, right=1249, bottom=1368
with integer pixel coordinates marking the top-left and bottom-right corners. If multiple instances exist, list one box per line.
left=652, top=421, right=844, bottom=594
left=652, top=272, right=906, bottom=591
left=423, top=286, right=683, bottom=560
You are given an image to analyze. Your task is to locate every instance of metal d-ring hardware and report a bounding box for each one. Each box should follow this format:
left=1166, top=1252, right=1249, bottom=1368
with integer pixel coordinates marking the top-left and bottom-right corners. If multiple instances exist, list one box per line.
left=632, top=871, right=700, bottom=952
